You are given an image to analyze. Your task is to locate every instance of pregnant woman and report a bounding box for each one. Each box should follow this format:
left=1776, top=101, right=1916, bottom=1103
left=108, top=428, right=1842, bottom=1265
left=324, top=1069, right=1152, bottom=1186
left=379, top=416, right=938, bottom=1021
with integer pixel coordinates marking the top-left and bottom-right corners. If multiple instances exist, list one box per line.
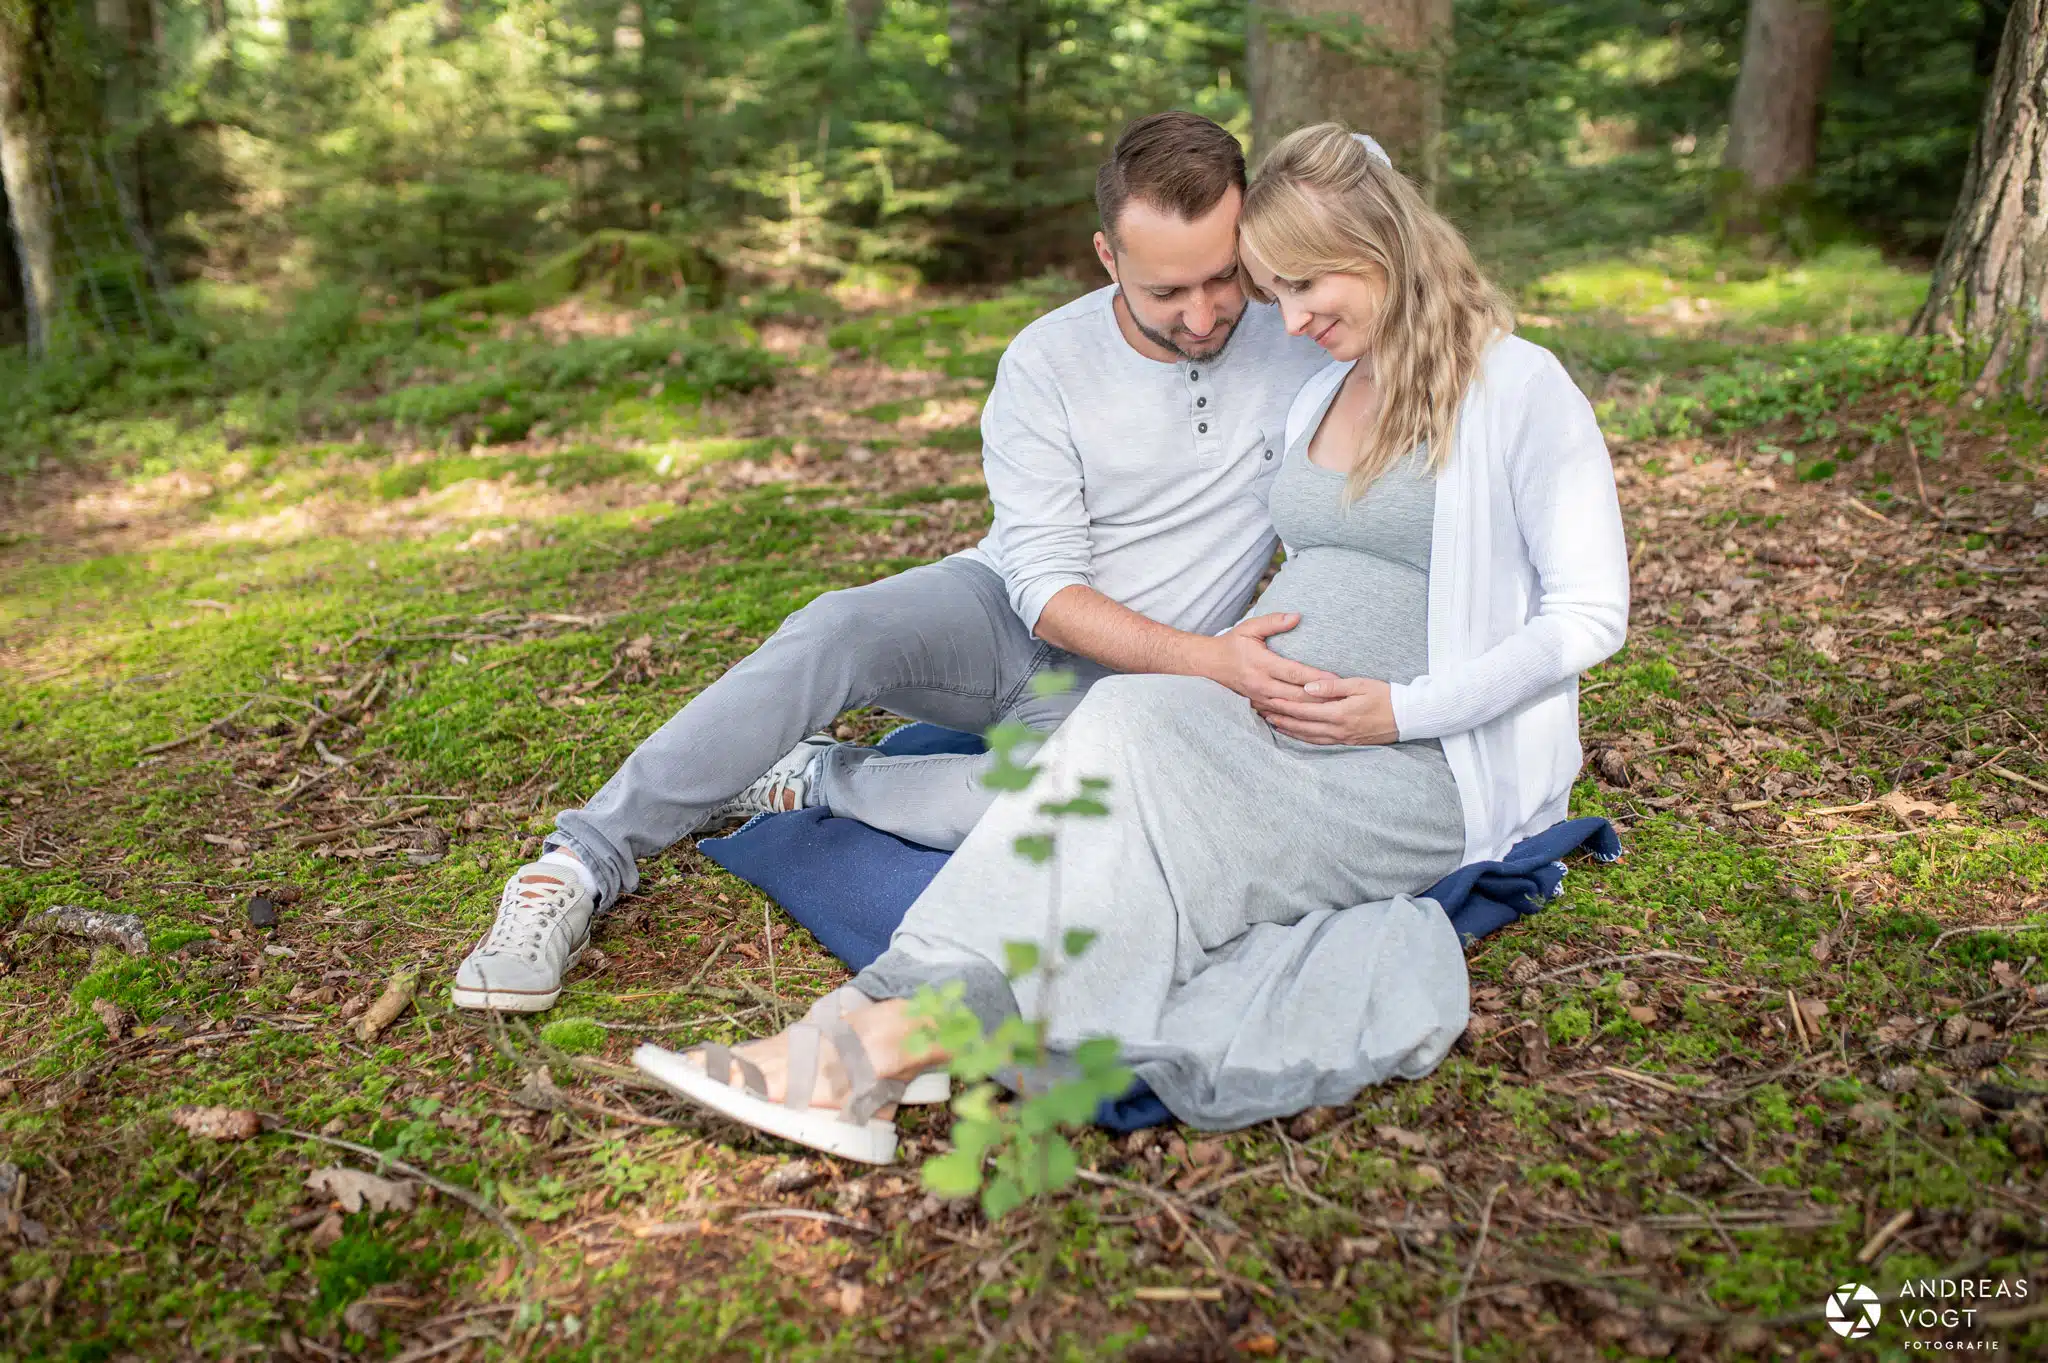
left=635, top=124, right=1631, bottom=1163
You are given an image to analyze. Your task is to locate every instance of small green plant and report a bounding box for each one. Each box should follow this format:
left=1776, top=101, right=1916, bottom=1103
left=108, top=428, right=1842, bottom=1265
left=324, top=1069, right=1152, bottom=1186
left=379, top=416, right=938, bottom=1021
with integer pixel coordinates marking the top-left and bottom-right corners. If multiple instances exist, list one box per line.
left=912, top=673, right=1134, bottom=1221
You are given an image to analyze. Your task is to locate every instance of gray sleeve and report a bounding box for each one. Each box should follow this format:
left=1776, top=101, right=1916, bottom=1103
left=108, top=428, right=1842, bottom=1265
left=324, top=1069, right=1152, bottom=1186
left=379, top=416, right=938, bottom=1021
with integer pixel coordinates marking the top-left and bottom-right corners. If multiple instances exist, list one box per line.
left=980, top=348, right=1092, bottom=632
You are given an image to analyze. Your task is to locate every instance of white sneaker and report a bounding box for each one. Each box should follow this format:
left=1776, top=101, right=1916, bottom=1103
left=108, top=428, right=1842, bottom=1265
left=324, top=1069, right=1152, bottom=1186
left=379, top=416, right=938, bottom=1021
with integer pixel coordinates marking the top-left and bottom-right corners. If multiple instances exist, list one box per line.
left=706, top=734, right=834, bottom=829
left=451, top=863, right=596, bottom=1012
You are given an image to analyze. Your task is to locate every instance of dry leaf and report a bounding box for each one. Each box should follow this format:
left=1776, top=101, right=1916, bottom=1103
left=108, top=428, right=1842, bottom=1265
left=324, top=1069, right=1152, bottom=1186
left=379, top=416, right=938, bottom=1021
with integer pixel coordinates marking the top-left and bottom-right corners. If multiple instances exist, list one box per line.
left=1374, top=1124, right=1432, bottom=1154
left=1809, top=625, right=1841, bottom=664
left=1876, top=1015, right=1921, bottom=1046
left=1877, top=789, right=1958, bottom=824
left=90, top=998, right=128, bottom=1041
left=1519, top=1021, right=1551, bottom=1078
left=306, top=1167, right=417, bottom=1214
left=170, top=1105, right=262, bottom=1141
left=1877, top=1066, right=1920, bottom=1094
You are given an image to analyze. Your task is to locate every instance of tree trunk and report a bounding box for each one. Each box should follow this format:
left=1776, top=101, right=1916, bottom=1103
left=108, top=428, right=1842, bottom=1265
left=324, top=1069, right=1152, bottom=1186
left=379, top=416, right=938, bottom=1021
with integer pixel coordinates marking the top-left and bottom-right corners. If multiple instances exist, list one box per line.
left=1246, top=0, right=1451, bottom=192
left=0, top=5, right=60, bottom=355
left=846, top=0, right=881, bottom=49
left=96, top=0, right=157, bottom=233
left=285, top=0, right=313, bottom=55
left=1910, top=0, right=2048, bottom=402
left=1723, top=0, right=1833, bottom=196
left=205, top=0, right=233, bottom=95
left=946, top=0, right=988, bottom=137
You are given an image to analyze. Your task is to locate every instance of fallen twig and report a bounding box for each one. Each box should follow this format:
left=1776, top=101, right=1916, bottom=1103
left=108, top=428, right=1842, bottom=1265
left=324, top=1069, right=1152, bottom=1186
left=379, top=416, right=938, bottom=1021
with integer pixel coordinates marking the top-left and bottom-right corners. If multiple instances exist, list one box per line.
left=263, top=1119, right=534, bottom=1265
left=682, top=934, right=732, bottom=991
left=1521, top=951, right=1706, bottom=988
left=358, top=970, right=418, bottom=1043
left=733, top=1207, right=874, bottom=1235
left=1985, top=763, right=2048, bottom=796
left=1903, top=431, right=1941, bottom=520
left=386, top=1325, right=503, bottom=1363
left=275, top=765, right=345, bottom=809
left=22, top=906, right=148, bottom=956
left=1600, top=1065, right=1685, bottom=1096
left=1930, top=922, right=2041, bottom=952
left=1856, top=1207, right=1914, bottom=1263
left=142, top=700, right=255, bottom=756
left=289, top=803, right=433, bottom=849
left=1449, top=1182, right=1506, bottom=1363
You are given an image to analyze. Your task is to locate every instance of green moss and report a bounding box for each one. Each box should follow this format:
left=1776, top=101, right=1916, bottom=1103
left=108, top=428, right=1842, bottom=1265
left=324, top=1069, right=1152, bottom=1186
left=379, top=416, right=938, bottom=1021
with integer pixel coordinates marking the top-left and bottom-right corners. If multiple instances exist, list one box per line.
left=540, top=1017, right=607, bottom=1054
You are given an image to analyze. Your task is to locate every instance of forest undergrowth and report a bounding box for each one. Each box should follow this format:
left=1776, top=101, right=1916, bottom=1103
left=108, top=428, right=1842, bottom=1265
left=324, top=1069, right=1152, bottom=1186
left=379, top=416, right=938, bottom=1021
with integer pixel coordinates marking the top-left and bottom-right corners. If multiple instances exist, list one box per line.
left=1, top=240, right=2045, bottom=1361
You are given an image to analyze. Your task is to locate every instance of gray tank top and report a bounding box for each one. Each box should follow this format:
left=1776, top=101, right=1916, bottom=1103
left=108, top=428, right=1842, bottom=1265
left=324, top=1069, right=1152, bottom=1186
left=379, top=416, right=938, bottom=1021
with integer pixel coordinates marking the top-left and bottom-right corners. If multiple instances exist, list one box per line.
left=1249, top=380, right=1435, bottom=685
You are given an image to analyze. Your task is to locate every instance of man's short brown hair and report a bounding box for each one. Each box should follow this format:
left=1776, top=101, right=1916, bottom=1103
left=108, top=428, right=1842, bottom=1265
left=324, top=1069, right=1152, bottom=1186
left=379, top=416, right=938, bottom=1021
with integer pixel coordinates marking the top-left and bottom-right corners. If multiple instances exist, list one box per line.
left=1094, top=112, right=1246, bottom=246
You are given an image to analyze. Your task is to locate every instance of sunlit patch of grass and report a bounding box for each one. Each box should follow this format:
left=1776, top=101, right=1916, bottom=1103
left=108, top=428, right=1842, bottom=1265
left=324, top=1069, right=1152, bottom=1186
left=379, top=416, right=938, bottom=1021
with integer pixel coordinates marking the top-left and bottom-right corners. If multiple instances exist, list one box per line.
left=825, top=276, right=1084, bottom=380
left=1528, top=238, right=1928, bottom=336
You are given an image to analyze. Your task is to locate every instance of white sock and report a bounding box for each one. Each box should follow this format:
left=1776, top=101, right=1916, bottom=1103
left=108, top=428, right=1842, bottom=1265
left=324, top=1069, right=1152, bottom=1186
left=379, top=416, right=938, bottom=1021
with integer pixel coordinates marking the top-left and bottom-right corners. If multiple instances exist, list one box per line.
left=532, top=848, right=598, bottom=901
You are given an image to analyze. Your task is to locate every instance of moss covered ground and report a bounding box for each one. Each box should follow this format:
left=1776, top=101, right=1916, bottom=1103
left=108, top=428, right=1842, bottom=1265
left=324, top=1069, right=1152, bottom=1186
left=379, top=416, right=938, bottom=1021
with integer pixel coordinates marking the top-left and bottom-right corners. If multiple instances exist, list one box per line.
left=2, top=243, right=2044, bottom=1361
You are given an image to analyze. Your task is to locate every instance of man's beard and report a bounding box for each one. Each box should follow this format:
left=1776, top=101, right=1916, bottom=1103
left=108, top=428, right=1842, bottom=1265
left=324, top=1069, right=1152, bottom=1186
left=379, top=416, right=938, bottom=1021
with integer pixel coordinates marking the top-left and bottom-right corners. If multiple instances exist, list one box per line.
left=1121, top=290, right=1239, bottom=362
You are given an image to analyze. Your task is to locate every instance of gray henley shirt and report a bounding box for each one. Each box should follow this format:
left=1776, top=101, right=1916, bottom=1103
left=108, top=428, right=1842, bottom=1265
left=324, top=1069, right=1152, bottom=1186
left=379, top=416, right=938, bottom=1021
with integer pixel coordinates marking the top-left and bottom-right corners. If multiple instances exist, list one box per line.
left=955, top=284, right=1331, bottom=638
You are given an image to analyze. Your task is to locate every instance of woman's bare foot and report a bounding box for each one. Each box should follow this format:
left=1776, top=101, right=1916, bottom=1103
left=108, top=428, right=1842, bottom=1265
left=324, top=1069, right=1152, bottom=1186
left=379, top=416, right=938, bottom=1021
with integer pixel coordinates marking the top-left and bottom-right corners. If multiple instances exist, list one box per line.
left=687, top=999, right=945, bottom=1111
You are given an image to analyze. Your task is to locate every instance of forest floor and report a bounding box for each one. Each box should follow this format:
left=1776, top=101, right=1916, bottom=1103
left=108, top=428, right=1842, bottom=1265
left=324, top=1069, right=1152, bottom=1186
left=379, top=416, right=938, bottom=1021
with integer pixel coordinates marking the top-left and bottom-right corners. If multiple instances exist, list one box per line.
left=2, top=241, right=2046, bottom=1362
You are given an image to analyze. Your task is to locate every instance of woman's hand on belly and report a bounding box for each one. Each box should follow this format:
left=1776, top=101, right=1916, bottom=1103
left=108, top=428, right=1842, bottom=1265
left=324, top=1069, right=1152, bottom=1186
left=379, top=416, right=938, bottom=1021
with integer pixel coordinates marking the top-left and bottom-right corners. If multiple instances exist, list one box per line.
left=1252, top=676, right=1398, bottom=745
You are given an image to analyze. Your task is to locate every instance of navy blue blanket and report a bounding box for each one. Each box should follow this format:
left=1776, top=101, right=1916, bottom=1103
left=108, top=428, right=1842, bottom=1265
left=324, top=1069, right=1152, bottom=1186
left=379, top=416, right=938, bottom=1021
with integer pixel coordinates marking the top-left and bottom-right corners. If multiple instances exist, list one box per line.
left=702, top=724, right=1619, bottom=1129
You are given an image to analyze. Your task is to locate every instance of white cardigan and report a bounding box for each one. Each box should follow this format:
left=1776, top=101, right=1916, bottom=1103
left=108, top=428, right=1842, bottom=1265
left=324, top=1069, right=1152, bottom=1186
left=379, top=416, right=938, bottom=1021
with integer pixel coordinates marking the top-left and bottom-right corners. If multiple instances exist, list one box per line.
left=1283, top=335, right=1630, bottom=865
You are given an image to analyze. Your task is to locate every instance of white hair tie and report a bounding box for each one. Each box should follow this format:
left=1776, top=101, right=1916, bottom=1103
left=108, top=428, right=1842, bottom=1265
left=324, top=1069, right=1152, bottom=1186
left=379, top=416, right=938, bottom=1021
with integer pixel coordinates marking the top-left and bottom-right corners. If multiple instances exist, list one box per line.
left=1351, top=132, right=1394, bottom=169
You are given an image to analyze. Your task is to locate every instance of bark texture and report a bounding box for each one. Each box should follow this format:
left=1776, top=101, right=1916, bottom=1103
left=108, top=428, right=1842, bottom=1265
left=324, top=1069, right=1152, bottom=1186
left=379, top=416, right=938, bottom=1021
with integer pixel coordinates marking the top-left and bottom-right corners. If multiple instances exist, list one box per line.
left=1911, top=0, right=2048, bottom=402
left=946, top=0, right=987, bottom=134
left=1247, top=0, right=1451, bottom=191
left=847, top=0, right=882, bottom=49
left=1724, top=0, right=1833, bottom=194
left=0, top=3, right=59, bottom=355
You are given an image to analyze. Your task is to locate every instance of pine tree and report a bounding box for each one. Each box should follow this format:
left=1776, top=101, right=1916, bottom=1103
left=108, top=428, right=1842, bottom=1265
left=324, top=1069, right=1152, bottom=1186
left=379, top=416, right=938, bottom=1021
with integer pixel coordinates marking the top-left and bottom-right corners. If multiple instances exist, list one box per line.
left=0, top=0, right=59, bottom=354
left=1720, top=0, right=1833, bottom=236
left=1247, top=0, right=1451, bottom=190
left=1910, top=0, right=2048, bottom=401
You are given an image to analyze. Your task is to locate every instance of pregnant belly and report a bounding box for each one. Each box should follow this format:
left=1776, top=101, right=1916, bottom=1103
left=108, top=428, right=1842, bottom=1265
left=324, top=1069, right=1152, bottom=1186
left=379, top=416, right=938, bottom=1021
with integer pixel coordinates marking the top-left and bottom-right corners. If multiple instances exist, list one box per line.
left=1250, top=552, right=1429, bottom=684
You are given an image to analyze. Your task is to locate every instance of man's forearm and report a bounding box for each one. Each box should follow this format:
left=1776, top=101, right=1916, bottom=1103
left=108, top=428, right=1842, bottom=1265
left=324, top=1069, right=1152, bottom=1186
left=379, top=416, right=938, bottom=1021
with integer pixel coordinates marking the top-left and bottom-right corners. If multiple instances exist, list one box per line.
left=1032, top=584, right=1222, bottom=678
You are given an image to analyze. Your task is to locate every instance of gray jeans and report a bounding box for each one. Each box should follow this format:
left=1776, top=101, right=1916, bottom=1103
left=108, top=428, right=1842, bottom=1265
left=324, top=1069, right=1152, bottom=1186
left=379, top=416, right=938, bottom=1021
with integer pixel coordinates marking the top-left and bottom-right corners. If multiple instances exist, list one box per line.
left=548, top=556, right=1106, bottom=908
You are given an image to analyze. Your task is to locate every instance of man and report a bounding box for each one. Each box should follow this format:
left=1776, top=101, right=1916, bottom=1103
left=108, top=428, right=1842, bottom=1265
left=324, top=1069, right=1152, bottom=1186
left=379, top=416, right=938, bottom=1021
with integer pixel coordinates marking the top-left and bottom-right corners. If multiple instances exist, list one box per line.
left=453, top=110, right=1333, bottom=1012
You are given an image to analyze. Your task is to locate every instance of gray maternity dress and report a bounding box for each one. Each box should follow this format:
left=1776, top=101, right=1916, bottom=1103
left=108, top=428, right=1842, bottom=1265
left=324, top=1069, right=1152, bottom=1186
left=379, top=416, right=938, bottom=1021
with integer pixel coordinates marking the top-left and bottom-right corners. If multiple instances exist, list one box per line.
left=851, top=379, right=1470, bottom=1124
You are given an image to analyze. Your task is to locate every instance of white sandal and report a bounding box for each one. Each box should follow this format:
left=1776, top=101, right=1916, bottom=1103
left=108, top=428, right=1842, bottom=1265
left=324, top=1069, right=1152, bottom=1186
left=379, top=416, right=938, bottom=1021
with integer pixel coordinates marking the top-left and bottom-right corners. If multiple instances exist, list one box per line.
left=633, top=1018, right=904, bottom=1165
left=804, top=985, right=950, bottom=1106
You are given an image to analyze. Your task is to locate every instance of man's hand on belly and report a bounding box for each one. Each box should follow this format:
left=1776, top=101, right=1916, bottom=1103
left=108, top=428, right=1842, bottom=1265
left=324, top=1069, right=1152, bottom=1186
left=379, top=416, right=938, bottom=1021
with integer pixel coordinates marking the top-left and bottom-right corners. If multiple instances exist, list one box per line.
left=1205, top=614, right=1341, bottom=706
left=1034, top=588, right=1335, bottom=703
left=1253, top=675, right=1398, bottom=745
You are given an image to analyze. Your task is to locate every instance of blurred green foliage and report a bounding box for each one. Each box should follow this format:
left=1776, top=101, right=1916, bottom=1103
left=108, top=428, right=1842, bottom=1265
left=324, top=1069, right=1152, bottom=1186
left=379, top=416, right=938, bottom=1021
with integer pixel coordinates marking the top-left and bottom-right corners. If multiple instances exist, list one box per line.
left=0, top=0, right=2002, bottom=347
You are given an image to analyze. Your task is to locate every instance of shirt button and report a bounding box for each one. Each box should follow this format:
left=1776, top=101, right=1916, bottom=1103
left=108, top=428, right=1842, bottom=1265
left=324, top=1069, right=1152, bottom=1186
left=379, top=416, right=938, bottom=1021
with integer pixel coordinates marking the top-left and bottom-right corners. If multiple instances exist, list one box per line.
left=1198, top=422, right=1209, bottom=434
left=1264, top=448, right=1274, bottom=460
left=1189, top=370, right=1199, bottom=381
left=1196, top=396, right=1207, bottom=408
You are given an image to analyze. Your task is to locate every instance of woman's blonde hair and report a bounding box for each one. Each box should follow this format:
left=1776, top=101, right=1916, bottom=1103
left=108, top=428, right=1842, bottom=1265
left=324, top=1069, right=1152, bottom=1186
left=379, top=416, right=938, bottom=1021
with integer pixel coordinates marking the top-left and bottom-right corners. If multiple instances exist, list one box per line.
left=1240, top=123, right=1513, bottom=499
